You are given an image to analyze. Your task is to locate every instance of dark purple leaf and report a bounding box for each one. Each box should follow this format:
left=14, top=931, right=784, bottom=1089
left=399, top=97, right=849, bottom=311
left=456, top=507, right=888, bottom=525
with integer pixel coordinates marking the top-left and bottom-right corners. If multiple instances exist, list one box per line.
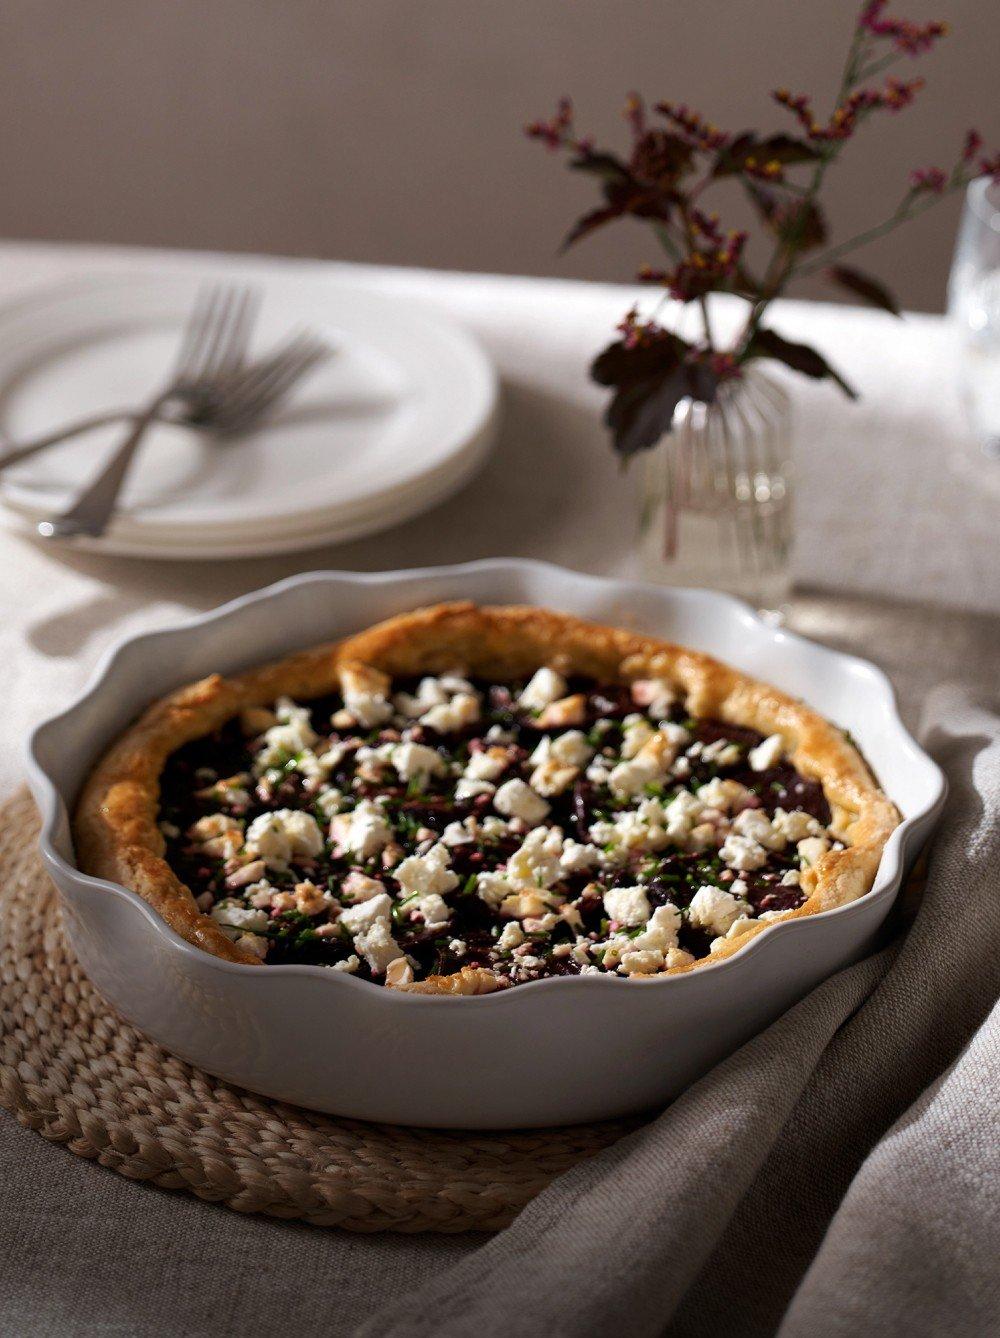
left=826, top=265, right=902, bottom=316
left=568, top=150, right=631, bottom=183
left=560, top=205, right=626, bottom=251
left=590, top=331, right=689, bottom=388
left=591, top=333, right=719, bottom=458
left=775, top=199, right=827, bottom=250
left=605, top=369, right=692, bottom=459
left=747, top=327, right=857, bottom=399
left=714, top=132, right=820, bottom=177
left=629, top=130, right=695, bottom=189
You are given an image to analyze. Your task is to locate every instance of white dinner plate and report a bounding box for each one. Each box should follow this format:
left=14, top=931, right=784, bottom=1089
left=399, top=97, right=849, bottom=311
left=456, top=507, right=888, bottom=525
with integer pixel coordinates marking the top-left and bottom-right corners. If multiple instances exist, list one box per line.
left=0, top=271, right=498, bottom=556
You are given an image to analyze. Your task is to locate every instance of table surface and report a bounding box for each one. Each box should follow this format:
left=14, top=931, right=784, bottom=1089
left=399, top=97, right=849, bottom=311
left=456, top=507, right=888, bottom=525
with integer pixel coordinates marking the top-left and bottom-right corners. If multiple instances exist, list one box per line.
left=0, top=240, right=997, bottom=1337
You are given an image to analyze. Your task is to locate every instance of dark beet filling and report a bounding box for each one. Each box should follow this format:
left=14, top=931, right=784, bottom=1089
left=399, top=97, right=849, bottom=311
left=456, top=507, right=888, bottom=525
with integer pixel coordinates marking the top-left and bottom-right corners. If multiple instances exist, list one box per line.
left=158, top=675, right=831, bottom=983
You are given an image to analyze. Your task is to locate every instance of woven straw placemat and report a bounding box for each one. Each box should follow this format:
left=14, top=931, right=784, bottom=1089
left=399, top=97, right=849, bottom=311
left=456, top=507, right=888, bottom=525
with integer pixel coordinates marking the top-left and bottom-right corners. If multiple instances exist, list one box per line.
left=0, top=790, right=637, bottom=1233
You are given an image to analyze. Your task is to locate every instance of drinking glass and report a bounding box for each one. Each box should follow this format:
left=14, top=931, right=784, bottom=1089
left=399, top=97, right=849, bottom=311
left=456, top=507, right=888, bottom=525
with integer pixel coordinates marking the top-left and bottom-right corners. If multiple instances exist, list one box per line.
left=948, top=178, right=1000, bottom=480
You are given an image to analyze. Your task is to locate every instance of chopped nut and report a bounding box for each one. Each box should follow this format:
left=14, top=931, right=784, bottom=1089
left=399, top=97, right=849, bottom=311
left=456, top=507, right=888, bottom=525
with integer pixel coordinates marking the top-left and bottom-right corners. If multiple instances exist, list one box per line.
left=534, top=693, right=587, bottom=728
left=384, top=957, right=415, bottom=988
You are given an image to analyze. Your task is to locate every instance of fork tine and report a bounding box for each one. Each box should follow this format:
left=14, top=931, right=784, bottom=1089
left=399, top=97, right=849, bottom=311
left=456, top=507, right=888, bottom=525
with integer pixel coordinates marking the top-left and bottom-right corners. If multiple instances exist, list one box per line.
left=195, top=286, right=241, bottom=382
left=171, top=285, right=220, bottom=382
left=216, top=335, right=331, bottom=432
left=218, top=287, right=260, bottom=379
left=222, top=332, right=317, bottom=405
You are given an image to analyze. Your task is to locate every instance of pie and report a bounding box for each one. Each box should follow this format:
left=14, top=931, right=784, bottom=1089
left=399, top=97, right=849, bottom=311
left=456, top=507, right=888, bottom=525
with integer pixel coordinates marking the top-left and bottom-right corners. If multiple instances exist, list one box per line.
left=74, top=602, right=899, bottom=993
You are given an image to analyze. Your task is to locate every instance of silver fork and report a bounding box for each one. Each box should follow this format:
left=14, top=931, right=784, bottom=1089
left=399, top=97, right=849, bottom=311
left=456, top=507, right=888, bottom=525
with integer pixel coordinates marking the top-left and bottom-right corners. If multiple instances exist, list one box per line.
left=37, top=285, right=259, bottom=541
left=36, top=295, right=331, bottom=542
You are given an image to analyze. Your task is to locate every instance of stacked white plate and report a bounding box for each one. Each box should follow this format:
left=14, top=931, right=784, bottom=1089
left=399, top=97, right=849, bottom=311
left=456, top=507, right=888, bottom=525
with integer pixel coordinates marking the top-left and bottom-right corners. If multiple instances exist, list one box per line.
left=0, top=270, right=499, bottom=558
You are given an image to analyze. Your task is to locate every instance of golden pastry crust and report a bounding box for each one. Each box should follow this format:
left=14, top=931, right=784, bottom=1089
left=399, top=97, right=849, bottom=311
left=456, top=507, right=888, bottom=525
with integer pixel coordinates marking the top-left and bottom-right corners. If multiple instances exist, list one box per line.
left=74, top=602, right=900, bottom=982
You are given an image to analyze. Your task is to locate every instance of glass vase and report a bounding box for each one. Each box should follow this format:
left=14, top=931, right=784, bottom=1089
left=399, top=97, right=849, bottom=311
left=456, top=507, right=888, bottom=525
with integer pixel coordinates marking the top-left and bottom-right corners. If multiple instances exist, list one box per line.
left=638, top=368, right=792, bottom=610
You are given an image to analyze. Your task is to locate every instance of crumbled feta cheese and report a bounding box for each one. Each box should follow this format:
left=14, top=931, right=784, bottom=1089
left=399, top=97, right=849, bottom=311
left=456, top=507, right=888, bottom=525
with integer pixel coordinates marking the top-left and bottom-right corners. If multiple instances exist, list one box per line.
left=619, top=948, right=665, bottom=975
left=608, top=756, right=659, bottom=799
left=415, top=893, right=451, bottom=929
left=494, top=778, right=550, bottom=826
left=696, top=777, right=753, bottom=813
left=455, top=777, right=496, bottom=801
left=710, top=915, right=759, bottom=953
left=354, top=920, right=404, bottom=974
left=392, top=741, right=446, bottom=784
left=665, top=946, right=696, bottom=969
left=464, top=747, right=510, bottom=782
left=421, top=693, right=481, bottom=734
left=531, top=730, right=593, bottom=769
left=518, top=667, right=567, bottom=712
left=621, top=715, right=656, bottom=759
left=476, top=871, right=516, bottom=908
left=603, top=884, right=651, bottom=927
left=780, top=869, right=801, bottom=887
left=211, top=902, right=269, bottom=933
left=441, top=818, right=476, bottom=846
left=507, top=825, right=565, bottom=888
left=338, top=892, right=393, bottom=935
left=339, top=664, right=393, bottom=728
left=701, top=739, right=741, bottom=766
left=187, top=812, right=244, bottom=860
left=353, top=742, right=396, bottom=780
left=719, top=832, right=769, bottom=871
left=604, top=808, right=670, bottom=856
left=335, top=800, right=393, bottom=861
left=688, top=884, right=747, bottom=936
left=245, top=881, right=273, bottom=908
left=245, top=809, right=323, bottom=870
left=394, top=843, right=459, bottom=898
left=749, top=733, right=785, bottom=771
left=610, top=727, right=687, bottom=798
left=773, top=808, right=823, bottom=842
left=627, top=947, right=672, bottom=975
left=797, top=836, right=831, bottom=866
left=497, top=920, right=527, bottom=952
left=331, top=955, right=360, bottom=974
left=661, top=789, right=704, bottom=842
left=448, top=938, right=467, bottom=956
left=630, top=903, right=682, bottom=953
left=315, top=787, right=347, bottom=820
left=559, top=839, right=601, bottom=873
left=630, top=677, right=676, bottom=720
left=255, top=696, right=318, bottom=769
left=588, top=819, right=617, bottom=847
left=732, top=807, right=786, bottom=851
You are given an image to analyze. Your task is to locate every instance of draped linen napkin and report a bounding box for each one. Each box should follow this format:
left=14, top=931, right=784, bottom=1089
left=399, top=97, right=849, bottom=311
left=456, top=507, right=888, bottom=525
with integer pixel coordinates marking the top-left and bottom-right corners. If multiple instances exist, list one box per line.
left=362, top=686, right=1000, bottom=1338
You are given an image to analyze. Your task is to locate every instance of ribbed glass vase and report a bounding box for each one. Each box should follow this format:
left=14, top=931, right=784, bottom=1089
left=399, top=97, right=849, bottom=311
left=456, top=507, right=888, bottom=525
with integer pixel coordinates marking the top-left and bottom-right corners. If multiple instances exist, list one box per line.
left=638, top=368, right=792, bottom=610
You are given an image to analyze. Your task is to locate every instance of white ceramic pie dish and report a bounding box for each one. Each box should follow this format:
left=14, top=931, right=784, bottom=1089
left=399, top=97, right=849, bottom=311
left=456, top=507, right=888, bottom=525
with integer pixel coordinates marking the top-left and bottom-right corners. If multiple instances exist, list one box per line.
left=27, top=561, right=945, bottom=1128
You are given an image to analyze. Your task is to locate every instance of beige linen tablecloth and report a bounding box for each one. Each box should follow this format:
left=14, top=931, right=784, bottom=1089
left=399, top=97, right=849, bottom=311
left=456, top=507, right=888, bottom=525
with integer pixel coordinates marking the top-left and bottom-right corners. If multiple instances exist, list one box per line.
left=0, top=243, right=998, bottom=1336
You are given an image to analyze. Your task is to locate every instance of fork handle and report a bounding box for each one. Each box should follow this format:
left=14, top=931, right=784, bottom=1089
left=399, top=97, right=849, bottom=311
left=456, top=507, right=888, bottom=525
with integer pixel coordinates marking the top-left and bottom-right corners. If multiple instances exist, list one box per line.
left=0, top=409, right=139, bottom=473
left=36, top=392, right=175, bottom=541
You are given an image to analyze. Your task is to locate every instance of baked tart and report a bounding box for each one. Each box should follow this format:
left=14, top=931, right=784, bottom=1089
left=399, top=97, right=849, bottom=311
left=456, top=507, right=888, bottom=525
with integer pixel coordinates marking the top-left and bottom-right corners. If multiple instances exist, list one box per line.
left=75, top=603, right=899, bottom=993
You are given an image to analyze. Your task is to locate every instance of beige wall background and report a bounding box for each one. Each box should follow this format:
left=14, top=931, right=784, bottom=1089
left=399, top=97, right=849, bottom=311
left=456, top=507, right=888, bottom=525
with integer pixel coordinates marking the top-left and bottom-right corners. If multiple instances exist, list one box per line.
left=0, top=1, right=994, bottom=312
